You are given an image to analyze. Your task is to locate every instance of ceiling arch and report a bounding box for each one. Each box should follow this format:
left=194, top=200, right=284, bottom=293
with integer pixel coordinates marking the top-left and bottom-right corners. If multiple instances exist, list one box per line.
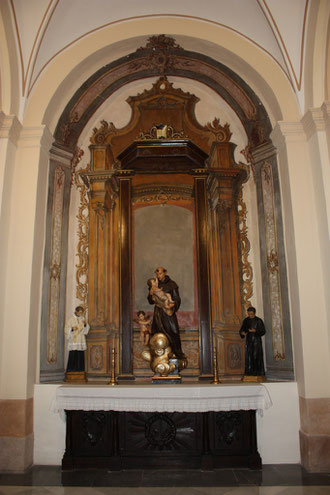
left=53, top=35, right=274, bottom=153
left=10, top=0, right=309, bottom=98
left=23, top=16, right=300, bottom=130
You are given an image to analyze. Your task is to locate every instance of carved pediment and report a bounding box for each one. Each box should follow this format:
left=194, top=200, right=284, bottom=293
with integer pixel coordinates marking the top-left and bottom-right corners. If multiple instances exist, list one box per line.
left=90, top=76, right=233, bottom=168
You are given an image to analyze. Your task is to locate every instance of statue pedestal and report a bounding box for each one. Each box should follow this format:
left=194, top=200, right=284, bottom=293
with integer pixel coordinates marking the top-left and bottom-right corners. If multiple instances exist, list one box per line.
left=242, top=375, right=265, bottom=383
left=152, top=358, right=181, bottom=384
left=64, top=371, right=87, bottom=383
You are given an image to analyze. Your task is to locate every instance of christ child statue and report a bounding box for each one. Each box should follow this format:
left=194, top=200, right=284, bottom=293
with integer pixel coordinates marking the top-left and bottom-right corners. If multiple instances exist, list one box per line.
left=147, top=277, right=175, bottom=316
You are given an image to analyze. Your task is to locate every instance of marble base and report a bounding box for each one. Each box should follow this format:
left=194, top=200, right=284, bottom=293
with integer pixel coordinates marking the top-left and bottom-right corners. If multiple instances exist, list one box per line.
left=0, top=433, right=33, bottom=472
left=299, top=396, right=330, bottom=472
left=300, top=430, right=330, bottom=472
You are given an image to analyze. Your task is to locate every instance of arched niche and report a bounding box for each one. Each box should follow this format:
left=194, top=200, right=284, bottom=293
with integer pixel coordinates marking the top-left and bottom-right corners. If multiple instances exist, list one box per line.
left=40, top=37, right=294, bottom=382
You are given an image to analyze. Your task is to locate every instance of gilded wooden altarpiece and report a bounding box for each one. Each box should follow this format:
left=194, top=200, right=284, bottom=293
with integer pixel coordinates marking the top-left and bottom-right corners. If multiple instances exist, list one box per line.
left=79, top=77, right=250, bottom=380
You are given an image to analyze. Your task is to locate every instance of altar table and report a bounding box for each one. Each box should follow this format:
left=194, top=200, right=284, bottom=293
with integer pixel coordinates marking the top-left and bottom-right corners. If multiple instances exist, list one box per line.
left=53, top=384, right=272, bottom=470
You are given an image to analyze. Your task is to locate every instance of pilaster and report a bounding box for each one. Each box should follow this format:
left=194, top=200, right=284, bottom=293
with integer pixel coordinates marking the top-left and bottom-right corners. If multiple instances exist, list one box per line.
left=0, top=114, right=23, bottom=365
left=0, top=125, right=53, bottom=471
left=251, top=140, right=294, bottom=380
left=301, top=104, right=330, bottom=249
left=272, top=120, right=330, bottom=472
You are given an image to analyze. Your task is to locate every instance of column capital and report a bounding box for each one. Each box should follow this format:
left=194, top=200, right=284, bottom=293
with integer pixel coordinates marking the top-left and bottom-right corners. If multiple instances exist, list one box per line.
left=0, top=112, right=22, bottom=145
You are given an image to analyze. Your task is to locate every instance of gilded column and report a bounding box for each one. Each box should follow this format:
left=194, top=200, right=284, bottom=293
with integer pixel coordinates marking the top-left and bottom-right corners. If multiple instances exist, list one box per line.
left=207, top=142, right=247, bottom=380
left=87, top=171, right=117, bottom=378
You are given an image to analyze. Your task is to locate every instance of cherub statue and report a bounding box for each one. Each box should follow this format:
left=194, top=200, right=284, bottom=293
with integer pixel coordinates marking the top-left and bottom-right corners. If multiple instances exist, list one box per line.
left=134, top=310, right=152, bottom=345
left=141, top=333, right=175, bottom=377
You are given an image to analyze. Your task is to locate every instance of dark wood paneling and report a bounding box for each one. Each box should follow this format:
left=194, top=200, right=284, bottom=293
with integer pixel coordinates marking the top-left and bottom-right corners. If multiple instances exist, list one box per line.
left=118, top=176, right=134, bottom=379
left=62, top=409, right=261, bottom=470
left=194, top=175, right=213, bottom=378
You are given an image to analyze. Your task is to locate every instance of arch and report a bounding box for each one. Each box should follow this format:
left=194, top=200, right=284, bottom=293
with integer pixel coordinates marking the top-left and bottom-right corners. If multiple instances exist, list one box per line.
left=23, top=16, right=300, bottom=131
left=325, top=13, right=330, bottom=100
left=304, top=0, right=330, bottom=109
left=40, top=66, right=295, bottom=382
left=0, top=1, right=20, bottom=115
left=52, top=36, right=274, bottom=153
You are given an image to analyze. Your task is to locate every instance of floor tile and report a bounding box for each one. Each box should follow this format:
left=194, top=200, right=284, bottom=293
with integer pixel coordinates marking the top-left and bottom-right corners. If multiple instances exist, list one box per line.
left=0, top=465, right=329, bottom=489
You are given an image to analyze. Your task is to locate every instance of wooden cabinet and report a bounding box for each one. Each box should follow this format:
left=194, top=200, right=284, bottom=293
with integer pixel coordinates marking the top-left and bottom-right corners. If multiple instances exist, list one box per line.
left=62, top=409, right=261, bottom=470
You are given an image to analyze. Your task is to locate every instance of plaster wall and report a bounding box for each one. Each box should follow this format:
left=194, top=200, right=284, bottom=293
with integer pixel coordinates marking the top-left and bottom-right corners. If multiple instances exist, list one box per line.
left=33, top=382, right=300, bottom=466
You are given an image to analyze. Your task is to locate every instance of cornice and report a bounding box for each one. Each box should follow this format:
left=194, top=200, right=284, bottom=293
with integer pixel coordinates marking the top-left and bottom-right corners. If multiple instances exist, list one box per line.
left=0, top=113, right=22, bottom=145
left=321, top=101, right=330, bottom=122
left=18, top=125, right=53, bottom=150
left=250, top=140, right=277, bottom=164
left=271, top=121, right=305, bottom=149
left=301, top=108, right=326, bottom=140
left=49, top=144, right=74, bottom=167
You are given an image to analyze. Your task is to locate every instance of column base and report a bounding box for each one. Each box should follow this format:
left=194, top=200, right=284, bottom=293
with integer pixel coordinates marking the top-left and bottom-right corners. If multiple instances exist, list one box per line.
left=300, top=430, right=330, bottom=472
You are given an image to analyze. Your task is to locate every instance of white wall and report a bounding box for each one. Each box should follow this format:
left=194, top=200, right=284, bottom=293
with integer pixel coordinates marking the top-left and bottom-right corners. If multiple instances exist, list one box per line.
left=257, top=382, right=300, bottom=464
left=34, top=382, right=300, bottom=465
left=34, top=384, right=66, bottom=465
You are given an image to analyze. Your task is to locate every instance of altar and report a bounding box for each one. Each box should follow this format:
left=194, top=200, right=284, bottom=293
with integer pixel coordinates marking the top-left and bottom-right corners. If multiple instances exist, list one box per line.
left=53, top=383, right=272, bottom=470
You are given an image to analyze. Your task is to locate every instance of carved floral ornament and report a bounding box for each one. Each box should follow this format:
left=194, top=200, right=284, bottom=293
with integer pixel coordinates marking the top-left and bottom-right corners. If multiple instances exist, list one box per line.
left=267, top=249, right=279, bottom=273
left=75, top=161, right=91, bottom=305
left=132, top=184, right=193, bottom=205
left=138, top=124, right=187, bottom=141
left=238, top=188, right=253, bottom=311
left=134, top=35, right=183, bottom=74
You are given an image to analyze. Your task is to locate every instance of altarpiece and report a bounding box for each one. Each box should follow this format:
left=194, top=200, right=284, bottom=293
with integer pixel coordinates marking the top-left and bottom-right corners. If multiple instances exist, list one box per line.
left=80, top=77, right=249, bottom=382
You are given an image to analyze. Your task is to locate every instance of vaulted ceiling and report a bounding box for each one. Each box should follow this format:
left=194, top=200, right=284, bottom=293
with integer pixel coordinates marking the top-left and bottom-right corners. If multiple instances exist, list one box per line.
left=10, top=0, right=309, bottom=98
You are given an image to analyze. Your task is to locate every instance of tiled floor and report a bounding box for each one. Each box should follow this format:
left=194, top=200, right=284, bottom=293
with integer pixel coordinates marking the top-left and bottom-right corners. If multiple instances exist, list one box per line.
left=0, top=465, right=329, bottom=495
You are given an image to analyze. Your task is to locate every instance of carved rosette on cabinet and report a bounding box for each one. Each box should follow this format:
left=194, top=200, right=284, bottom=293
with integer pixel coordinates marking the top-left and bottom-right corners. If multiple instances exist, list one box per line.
left=47, top=167, right=65, bottom=364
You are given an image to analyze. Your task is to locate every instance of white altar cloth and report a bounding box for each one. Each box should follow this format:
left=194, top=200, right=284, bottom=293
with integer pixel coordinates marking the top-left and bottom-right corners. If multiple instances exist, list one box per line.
left=52, top=383, right=272, bottom=420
